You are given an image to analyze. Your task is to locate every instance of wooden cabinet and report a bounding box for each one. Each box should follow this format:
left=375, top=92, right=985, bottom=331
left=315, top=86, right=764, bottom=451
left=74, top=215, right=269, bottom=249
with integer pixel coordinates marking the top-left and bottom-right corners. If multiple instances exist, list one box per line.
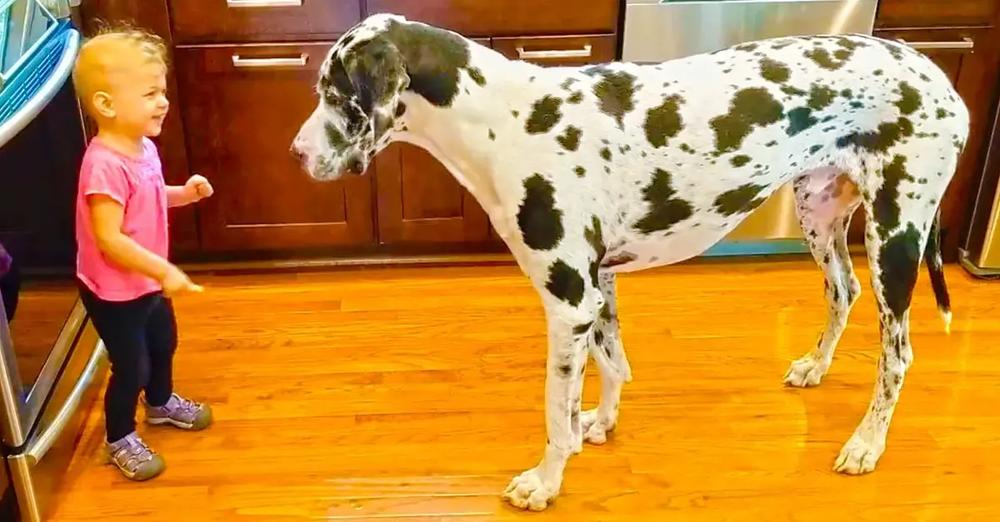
left=857, top=22, right=1000, bottom=260
left=173, top=43, right=374, bottom=252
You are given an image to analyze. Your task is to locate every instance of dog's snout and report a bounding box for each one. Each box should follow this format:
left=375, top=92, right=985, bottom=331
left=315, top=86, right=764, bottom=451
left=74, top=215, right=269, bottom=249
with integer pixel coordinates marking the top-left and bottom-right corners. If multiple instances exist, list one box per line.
left=289, top=143, right=305, bottom=163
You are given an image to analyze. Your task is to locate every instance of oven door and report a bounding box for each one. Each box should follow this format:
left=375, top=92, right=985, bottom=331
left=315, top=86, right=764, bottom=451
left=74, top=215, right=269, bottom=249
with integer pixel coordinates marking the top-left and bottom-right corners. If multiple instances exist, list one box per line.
left=2, top=1, right=101, bottom=520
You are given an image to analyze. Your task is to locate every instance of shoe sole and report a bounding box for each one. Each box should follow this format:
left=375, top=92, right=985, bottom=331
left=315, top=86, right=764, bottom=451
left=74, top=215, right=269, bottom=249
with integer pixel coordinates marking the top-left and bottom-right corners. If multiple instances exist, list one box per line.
left=146, top=416, right=210, bottom=430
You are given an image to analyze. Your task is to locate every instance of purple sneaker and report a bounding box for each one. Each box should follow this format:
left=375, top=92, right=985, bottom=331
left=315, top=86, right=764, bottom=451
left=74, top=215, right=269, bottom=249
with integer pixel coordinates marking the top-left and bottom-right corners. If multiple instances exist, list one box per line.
left=106, top=431, right=165, bottom=481
left=144, top=393, right=213, bottom=430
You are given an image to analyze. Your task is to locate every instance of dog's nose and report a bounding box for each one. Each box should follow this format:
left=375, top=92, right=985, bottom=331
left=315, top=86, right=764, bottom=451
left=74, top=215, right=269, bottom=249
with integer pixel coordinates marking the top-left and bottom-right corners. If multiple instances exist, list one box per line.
left=289, top=144, right=305, bottom=162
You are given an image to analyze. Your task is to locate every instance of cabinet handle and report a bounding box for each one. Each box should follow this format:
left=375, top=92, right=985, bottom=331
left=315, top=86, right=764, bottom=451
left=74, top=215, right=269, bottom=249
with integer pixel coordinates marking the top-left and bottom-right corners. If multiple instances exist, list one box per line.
left=231, top=54, right=309, bottom=68
left=897, top=37, right=974, bottom=51
left=516, top=44, right=593, bottom=60
left=226, top=0, right=303, bottom=7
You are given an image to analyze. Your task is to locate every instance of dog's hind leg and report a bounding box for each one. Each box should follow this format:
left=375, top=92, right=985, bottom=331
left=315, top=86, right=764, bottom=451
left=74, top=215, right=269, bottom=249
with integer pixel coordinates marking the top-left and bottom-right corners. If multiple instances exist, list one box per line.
left=834, top=145, right=957, bottom=474
left=784, top=169, right=863, bottom=387
left=580, top=272, right=631, bottom=445
left=503, top=255, right=604, bottom=511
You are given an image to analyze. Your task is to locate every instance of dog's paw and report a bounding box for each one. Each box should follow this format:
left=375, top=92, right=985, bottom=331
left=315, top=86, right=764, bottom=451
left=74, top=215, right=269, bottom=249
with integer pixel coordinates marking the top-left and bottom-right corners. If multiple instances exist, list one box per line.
left=834, top=433, right=884, bottom=475
left=783, top=355, right=829, bottom=387
left=503, top=468, right=559, bottom=511
left=580, top=409, right=615, bottom=445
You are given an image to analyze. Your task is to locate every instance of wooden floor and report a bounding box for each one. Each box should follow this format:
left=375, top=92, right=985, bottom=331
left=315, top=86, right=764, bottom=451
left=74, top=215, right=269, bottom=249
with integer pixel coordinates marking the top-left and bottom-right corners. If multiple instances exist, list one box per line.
left=50, top=259, right=1000, bottom=521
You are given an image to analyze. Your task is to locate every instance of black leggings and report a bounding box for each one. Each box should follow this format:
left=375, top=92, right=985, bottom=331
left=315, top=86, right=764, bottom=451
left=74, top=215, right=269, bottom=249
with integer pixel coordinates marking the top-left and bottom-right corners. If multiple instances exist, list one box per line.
left=79, top=284, right=177, bottom=443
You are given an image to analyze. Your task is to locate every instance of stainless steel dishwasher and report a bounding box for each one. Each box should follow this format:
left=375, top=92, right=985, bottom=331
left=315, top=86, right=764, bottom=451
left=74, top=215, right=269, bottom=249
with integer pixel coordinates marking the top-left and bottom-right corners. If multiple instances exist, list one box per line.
left=621, top=0, right=879, bottom=257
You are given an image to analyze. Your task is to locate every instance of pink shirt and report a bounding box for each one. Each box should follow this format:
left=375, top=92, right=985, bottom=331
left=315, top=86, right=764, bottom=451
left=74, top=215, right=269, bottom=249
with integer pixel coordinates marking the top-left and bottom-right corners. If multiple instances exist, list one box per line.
left=76, top=137, right=169, bottom=302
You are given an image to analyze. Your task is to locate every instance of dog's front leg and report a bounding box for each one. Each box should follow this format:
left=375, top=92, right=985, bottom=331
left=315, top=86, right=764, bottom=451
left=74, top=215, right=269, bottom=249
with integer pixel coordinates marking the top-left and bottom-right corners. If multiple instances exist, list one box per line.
left=503, top=303, right=594, bottom=511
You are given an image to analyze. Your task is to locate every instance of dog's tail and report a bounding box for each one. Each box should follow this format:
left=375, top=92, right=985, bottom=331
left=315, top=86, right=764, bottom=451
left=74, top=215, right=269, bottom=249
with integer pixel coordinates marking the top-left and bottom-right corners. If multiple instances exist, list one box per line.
left=924, top=209, right=952, bottom=333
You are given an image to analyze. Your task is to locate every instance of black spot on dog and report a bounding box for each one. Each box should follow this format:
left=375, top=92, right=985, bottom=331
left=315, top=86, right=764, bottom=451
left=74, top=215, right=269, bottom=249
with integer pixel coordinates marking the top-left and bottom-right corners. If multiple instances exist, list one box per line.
left=680, top=143, right=695, bottom=154
left=557, top=126, right=582, bottom=151
left=584, top=216, right=606, bottom=286
left=645, top=95, right=685, bottom=148
left=602, top=252, right=638, bottom=267
left=526, top=96, right=563, bottom=134
left=635, top=168, right=694, bottom=233
left=895, top=81, right=921, bottom=115
left=808, top=84, right=836, bottom=110
left=874, top=69, right=884, bottom=76
left=840, top=88, right=853, bottom=98
left=805, top=48, right=851, bottom=70
left=558, top=364, right=573, bottom=377
left=731, top=155, right=752, bottom=167
left=575, top=166, right=586, bottom=177
left=395, top=102, right=407, bottom=117
left=511, top=110, right=520, bottom=118
left=594, top=329, right=605, bottom=346
left=600, top=147, right=612, bottom=161
left=711, top=88, right=784, bottom=153
left=837, top=117, right=913, bottom=152
left=786, top=107, right=818, bottom=136
left=873, top=155, right=914, bottom=238
left=561, top=78, right=577, bottom=90
left=760, top=58, right=790, bottom=83
left=600, top=302, right=612, bottom=321
left=850, top=101, right=865, bottom=109
left=467, top=66, right=486, bottom=86
left=588, top=69, right=637, bottom=129
left=518, top=174, right=564, bottom=250
left=809, top=144, right=823, bottom=154
left=936, top=108, right=953, bottom=120
left=781, top=85, right=807, bottom=97
left=324, top=122, right=349, bottom=153
left=879, top=222, right=922, bottom=320
left=715, top=184, right=767, bottom=216
left=546, top=260, right=585, bottom=306
left=488, top=129, right=496, bottom=141
left=567, top=91, right=584, bottom=104
left=766, top=140, right=778, bottom=147
left=573, top=322, right=593, bottom=335
left=734, top=43, right=758, bottom=52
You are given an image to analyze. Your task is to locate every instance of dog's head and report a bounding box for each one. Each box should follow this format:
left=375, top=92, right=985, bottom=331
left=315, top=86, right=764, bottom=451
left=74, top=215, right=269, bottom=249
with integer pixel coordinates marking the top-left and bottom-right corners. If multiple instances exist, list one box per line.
left=291, top=14, right=410, bottom=180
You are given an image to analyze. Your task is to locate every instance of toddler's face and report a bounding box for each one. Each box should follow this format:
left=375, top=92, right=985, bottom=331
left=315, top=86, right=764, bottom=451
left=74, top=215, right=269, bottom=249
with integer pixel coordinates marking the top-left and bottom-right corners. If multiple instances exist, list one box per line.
left=108, top=60, right=169, bottom=138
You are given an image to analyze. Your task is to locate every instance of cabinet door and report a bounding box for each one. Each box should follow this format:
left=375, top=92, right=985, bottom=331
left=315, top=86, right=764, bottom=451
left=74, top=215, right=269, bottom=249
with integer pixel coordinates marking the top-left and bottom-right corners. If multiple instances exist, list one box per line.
left=174, top=43, right=375, bottom=252
left=852, top=28, right=998, bottom=260
left=374, top=38, right=493, bottom=247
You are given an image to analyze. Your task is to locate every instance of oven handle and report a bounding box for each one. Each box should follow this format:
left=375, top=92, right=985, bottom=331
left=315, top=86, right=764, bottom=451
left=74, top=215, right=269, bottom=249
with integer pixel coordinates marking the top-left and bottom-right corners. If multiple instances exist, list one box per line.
left=24, top=341, right=107, bottom=465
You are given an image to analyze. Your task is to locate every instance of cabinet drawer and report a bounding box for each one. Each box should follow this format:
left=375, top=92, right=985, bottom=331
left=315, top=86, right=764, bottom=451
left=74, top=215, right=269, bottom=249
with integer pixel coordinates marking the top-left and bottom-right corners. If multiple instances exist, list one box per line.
left=876, top=0, right=997, bottom=29
left=366, top=0, right=619, bottom=37
left=170, top=0, right=362, bottom=44
left=492, top=35, right=616, bottom=66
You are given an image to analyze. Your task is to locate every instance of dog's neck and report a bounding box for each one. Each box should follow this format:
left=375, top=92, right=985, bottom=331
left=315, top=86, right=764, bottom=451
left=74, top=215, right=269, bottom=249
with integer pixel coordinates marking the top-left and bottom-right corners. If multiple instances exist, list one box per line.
left=388, top=39, right=558, bottom=220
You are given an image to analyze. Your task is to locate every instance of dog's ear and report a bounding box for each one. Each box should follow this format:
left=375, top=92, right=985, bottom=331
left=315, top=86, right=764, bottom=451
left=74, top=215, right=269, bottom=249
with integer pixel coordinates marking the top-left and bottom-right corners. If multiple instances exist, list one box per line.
left=343, top=37, right=409, bottom=138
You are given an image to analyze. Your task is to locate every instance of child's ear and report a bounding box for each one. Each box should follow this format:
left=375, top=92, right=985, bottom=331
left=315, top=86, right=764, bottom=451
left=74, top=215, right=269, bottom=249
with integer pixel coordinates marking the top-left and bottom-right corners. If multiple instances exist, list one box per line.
left=92, top=91, right=116, bottom=119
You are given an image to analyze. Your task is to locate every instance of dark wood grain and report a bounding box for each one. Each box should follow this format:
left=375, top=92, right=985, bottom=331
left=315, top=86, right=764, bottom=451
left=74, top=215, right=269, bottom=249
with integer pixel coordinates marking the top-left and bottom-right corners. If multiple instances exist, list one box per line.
left=169, top=0, right=362, bottom=44
left=366, top=0, right=620, bottom=37
left=173, top=43, right=374, bottom=252
left=875, top=0, right=998, bottom=28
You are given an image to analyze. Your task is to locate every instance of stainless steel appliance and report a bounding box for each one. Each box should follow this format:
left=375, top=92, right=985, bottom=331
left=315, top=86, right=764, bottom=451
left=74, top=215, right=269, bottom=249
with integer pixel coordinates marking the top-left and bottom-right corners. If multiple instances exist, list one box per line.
left=961, top=104, right=1000, bottom=277
left=1, top=1, right=105, bottom=521
left=621, top=0, right=879, bottom=257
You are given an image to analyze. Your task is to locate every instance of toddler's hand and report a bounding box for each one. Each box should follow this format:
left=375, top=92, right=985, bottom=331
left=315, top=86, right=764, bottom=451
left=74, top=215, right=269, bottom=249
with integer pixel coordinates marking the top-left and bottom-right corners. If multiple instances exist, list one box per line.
left=161, top=264, right=203, bottom=297
left=185, top=175, right=214, bottom=201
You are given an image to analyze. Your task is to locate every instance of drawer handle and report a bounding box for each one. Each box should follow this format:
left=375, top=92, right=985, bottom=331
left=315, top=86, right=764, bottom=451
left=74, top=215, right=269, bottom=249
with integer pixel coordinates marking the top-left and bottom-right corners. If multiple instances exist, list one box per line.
left=516, top=45, right=593, bottom=60
left=231, top=54, right=309, bottom=68
left=226, top=0, right=303, bottom=7
left=897, top=37, right=974, bottom=51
